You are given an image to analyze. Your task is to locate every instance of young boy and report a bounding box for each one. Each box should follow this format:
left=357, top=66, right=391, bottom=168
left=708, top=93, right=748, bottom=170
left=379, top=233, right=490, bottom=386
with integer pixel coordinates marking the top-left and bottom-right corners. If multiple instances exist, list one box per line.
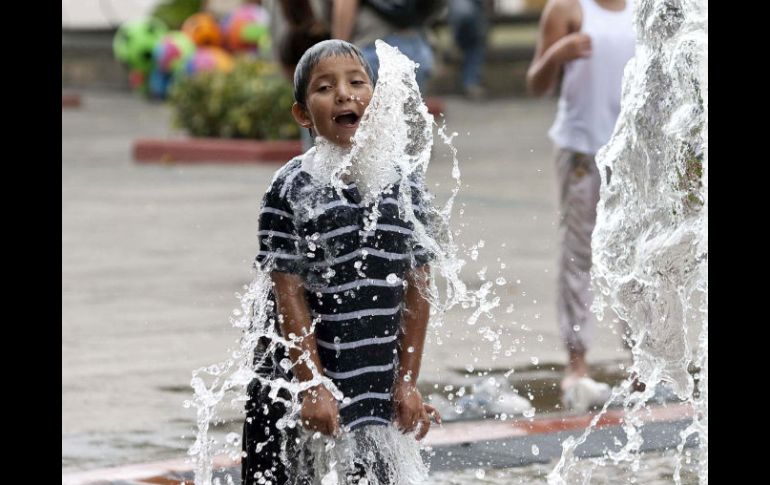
left=242, top=39, right=440, bottom=485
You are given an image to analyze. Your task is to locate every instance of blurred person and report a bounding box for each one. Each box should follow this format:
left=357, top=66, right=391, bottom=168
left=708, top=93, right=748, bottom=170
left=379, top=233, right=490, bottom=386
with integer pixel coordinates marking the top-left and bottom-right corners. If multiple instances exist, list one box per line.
left=526, top=0, right=635, bottom=412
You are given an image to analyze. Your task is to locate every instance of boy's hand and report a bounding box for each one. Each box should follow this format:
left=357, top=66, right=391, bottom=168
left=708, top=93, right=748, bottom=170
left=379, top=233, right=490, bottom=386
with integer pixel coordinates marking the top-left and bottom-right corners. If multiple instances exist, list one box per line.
left=556, top=33, right=593, bottom=63
left=300, top=384, right=341, bottom=437
left=393, top=381, right=441, bottom=440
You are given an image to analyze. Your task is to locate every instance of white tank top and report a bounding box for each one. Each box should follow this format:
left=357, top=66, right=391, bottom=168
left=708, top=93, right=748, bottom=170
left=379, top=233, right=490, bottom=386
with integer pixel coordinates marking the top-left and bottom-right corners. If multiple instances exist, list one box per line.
left=548, top=0, right=636, bottom=155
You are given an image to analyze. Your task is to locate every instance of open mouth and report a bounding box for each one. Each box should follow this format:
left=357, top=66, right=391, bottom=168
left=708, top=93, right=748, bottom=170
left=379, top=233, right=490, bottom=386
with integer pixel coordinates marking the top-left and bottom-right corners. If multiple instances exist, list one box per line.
left=333, top=112, right=360, bottom=127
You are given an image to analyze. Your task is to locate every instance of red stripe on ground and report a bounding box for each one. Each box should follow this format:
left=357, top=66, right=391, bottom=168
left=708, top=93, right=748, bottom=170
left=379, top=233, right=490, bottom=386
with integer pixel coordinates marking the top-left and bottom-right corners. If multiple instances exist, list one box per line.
left=133, top=138, right=303, bottom=163
left=423, top=403, right=693, bottom=446
left=62, top=405, right=692, bottom=484
left=62, top=93, right=81, bottom=108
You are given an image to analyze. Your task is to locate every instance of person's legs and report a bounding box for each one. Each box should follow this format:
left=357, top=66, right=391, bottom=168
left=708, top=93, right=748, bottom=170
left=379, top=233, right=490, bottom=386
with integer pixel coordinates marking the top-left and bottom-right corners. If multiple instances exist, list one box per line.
left=361, top=32, right=434, bottom=94
left=345, top=461, right=388, bottom=484
left=449, top=0, right=487, bottom=93
left=242, top=381, right=298, bottom=485
left=360, top=44, right=380, bottom=84
left=343, top=450, right=391, bottom=484
left=555, top=148, right=602, bottom=388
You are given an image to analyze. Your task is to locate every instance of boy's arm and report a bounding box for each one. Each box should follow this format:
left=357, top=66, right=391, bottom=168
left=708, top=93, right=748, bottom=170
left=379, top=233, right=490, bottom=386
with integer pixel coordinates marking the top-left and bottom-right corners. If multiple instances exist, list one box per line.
left=526, top=0, right=591, bottom=97
left=396, top=264, right=431, bottom=385
left=272, top=271, right=340, bottom=436
left=393, top=264, right=439, bottom=440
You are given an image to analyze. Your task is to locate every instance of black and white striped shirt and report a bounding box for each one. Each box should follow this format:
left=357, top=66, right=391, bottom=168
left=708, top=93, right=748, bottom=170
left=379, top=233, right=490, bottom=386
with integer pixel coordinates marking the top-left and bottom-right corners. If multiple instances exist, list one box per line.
left=256, top=155, right=433, bottom=430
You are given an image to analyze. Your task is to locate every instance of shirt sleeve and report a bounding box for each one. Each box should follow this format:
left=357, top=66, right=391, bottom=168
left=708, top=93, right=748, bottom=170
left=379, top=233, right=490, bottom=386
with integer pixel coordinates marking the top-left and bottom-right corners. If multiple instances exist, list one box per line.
left=255, top=175, right=306, bottom=275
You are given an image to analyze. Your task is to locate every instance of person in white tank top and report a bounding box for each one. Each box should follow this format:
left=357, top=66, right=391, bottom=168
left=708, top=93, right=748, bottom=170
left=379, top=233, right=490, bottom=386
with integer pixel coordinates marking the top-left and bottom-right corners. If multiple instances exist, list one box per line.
left=526, top=0, right=636, bottom=412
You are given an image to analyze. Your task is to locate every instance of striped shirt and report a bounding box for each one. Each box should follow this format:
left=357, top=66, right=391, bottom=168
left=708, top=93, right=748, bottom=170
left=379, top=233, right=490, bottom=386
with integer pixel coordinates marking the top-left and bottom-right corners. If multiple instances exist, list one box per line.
left=255, top=156, right=433, bottom=430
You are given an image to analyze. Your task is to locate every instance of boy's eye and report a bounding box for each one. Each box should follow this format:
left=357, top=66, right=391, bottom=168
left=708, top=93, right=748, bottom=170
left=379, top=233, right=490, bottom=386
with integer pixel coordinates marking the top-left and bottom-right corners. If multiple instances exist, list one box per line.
left=318, top=85, right=331, bottom=92
left=351, top=80, right=365, bottom=85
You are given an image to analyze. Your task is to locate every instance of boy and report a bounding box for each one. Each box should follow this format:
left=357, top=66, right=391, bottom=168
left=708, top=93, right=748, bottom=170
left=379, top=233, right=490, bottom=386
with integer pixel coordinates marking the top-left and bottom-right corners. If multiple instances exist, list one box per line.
left=242, top=39, right=440, bottom=485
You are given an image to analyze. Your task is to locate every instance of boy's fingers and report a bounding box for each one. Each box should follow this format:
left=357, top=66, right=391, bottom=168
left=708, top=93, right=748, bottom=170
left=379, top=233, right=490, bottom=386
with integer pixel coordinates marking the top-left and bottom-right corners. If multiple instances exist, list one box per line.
left=415, top=411, right=431, bottom=440
left=424, top=403, right=442, bottom=424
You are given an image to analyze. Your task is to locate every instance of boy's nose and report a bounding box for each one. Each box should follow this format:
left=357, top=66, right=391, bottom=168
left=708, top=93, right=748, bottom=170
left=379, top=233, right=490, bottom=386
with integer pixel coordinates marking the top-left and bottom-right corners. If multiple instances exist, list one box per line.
left=335, top=86, right=351, bottom=103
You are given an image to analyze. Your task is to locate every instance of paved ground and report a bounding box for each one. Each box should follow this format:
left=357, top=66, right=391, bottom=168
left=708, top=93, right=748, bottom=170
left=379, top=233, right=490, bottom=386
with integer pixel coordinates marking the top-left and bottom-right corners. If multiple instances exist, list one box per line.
left=62, top=91, right=633, bottom=472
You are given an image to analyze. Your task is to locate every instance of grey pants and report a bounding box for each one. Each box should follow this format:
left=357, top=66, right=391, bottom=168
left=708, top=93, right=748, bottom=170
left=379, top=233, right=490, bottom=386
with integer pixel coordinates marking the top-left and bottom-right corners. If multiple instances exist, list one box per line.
left=555, top=148, right=602, bottom=353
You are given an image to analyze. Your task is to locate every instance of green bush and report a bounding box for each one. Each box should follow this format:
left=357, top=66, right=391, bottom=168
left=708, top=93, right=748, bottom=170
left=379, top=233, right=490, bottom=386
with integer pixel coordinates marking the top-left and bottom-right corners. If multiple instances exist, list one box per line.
left=169, top=58, right=299, bottom=140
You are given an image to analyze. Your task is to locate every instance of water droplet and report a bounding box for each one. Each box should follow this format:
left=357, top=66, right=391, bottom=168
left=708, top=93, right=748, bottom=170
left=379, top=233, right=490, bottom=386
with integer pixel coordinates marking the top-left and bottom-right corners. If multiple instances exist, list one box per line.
left=225, top=432, right=240, bottom=446
left=386, top=273, right=399, bottom=284
left=531, top=444, right=540, bottom=456
left=495, top=277, right=506, bottom=285
left=573, top=325, right=581, bottom=332
left=477, top=266, right=487, bottom=280
left=530, top=357, right=539, bottom=365
left=475, top=469, right=485, bottom=479
left=407, top=346, right=415, bottom=353
left=523, top=408, right=535, bottom=418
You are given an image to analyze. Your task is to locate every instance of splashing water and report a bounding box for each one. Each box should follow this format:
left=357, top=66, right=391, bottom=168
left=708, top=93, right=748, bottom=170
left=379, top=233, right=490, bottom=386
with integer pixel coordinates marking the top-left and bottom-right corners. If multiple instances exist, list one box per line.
left=548, top=0, right=707, bottom=483
left=186, top=40, right=504, bottom=485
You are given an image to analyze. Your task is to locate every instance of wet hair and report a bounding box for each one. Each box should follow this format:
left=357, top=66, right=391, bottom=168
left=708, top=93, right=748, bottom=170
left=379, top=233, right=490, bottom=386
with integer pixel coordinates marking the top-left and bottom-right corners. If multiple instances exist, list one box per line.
left=293, top=39, right=375, bottom=108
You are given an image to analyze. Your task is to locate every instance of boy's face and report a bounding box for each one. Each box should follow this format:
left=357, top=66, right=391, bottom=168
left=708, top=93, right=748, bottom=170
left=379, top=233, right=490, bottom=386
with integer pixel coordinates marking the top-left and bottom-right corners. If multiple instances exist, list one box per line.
left=292, top=55, right=373, bottom=148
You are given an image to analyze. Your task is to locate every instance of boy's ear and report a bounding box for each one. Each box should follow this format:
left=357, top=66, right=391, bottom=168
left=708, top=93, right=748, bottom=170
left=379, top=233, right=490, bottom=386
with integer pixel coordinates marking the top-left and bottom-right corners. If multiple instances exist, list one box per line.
left=291, top=102, right=313, bottom=130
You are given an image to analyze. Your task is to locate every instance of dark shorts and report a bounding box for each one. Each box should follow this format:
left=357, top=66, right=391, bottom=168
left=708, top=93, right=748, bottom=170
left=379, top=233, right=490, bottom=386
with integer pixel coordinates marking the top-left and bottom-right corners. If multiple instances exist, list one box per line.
left=242, top=381, right=392, bottom=485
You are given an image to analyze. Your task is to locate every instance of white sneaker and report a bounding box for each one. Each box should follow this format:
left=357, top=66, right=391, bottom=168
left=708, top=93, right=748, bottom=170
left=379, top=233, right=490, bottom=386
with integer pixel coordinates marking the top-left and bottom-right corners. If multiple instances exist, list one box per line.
left=562, top=376, right=612, bottom=413
left=473, top=378, right=533, bottom=416
left=489, top=391, right=534, bottom=416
